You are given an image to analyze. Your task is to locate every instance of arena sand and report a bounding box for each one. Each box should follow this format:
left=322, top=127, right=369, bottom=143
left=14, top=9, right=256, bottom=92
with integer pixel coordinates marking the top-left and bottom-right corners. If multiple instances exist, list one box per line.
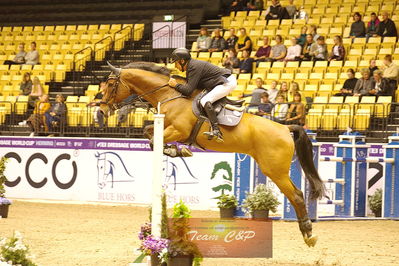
left=0, top=201, right=398, bottom=266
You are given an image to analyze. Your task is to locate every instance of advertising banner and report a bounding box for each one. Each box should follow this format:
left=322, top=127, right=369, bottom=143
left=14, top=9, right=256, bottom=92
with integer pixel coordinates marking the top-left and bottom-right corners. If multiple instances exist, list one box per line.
left=152, top=22, right=186, bottom=49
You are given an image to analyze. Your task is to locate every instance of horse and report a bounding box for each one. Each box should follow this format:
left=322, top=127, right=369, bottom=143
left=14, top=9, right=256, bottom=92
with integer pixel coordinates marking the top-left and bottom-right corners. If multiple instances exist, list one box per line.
left=100, top=61, right=325, bottom=247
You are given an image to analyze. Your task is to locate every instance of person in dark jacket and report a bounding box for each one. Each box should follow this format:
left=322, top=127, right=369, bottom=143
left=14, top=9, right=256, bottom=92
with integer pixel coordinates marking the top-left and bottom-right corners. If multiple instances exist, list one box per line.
left=225, top=28, right=238, bottom=51
left=256, top=92, right=274, bottom=117
left=44, top=94, right=67, bottom=132
left=369, top=59, right=378, bottom=76
left=335, top=69, right=358, bottom=96
left=20, top=72, right=33, bottom=96
left=350, top=12, right=366, bottom=38
left=209, top=29, right=227, bottom=52
left=375, top=12, right=397, bottom=38
left=265, top=0, right=288, bottom=21
left=239, top=50, right=254, bottom=73
left=366, top=12, right=380, bottom=37
left=368, top=70, right=394, bottom=97
left=168, top=48, right=236, bottom=142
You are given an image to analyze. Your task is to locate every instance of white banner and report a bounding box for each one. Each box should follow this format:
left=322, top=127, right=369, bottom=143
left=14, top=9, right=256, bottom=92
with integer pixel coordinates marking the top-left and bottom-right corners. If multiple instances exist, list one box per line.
left=152, top=22, right=186, bottom=49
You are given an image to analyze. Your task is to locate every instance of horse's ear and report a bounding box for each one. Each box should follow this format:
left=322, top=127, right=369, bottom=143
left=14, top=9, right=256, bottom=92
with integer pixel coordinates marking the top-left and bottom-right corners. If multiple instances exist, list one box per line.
left=107, top=61, right=121, bottom=76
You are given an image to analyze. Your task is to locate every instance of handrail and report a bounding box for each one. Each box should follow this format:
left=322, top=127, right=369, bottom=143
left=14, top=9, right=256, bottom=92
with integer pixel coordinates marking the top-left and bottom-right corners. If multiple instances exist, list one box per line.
left=73, top=46, right=93, bottom=71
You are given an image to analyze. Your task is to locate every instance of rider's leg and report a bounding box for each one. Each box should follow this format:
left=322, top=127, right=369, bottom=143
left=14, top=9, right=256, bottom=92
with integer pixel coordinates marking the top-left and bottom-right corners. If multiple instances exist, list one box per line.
left=200, top=75, right=237, bottom=142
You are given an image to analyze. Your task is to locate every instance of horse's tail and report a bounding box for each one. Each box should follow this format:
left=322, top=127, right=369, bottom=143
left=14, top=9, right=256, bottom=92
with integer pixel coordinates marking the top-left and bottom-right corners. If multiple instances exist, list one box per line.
left=288, top=125, right=326, bottom=200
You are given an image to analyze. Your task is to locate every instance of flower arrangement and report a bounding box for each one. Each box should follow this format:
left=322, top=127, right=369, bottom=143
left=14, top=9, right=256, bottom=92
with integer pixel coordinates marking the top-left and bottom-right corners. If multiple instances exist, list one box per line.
left=0, top=157, right=10, bottom=203
left=216, top=194, right=238, bottom=209
left=0, top=231, right=37, bottom=266
left=242, top=184, right=280, bottom=214
left=368, top=189, right=382, bottom=217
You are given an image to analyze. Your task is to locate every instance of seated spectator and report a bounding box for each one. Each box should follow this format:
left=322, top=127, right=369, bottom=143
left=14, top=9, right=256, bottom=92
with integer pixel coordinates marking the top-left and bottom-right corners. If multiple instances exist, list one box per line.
left=271, top=94, right=288, bottom=123
left=20, top=72, right=32, bottom=96
left=256, top=92, right=274, bottom=117
left=335, top=69, right=358, bottom=97
left=285, top=0, right=297, bottom=19
left=24, top=42, right=39, bottom=65
left=287, top=81, right=300, bottom=102
left=265, top=0, right=288, bottom=21
left=369, top=59, right=378, bottom=76
left=375, top=12, right=397, bottom=38
left=242, top=77, right=267, bottom=110
left=196, top=28, right=212, bottom=52
left=308, top=25, right=320, bottom=42
left=87, top=82, right=106, bottom=128
left=328, top=35, right=345, bottom=61
left=295, top=6, right=308, bottom=21
left=4, top=43, right=26, bottom=65
left=225, top=28, right=238, bottom=51
left=353, top=68, right=372, bottom=96
left=277, top=81, right=289, bottom=100
left=45, top=94, right=67, bottom=133
left=284, top=37, right=302, bottom=61
left=239, top=50, right=254, bottom=73
left=300, top=34, right=314, bottom=61
left=350, top=12, right=366, bottom=38
left=267, top=35, right=287, bottom=62
left=366, top=12, right=380, bottom=38
left=310, top=36, right=328, bottom=61
left=236, top=28, right=252, bottom=52
left=27, top=94, right=50, bottom=137
left=368, top=70, right=394, bottom=97
left=286, top=93, right=305, bottom=125
left=382, top=55, right=399, bottom=89
left=222, top=49, right=240, bottom=71
left=267, top=80, right=279, bottom=103
left=297, top=26, right=308, bottom=46
left=254, top=36, right=271, bottom=64
left=209, top=29, right=226, bottom=52
left=230, top=0, right=246, bottom=12
left=29, top=76, right=44, bottom=108
left=246, top=0, right=264, bottom=11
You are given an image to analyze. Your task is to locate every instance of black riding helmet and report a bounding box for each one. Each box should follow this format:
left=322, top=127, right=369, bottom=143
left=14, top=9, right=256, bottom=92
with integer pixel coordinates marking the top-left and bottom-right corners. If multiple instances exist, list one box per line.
left=171, top=47, right=191, bottom=63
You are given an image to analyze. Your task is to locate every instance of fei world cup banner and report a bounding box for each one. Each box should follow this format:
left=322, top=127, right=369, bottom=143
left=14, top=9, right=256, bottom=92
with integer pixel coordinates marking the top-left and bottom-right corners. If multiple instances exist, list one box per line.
left=0, top=137, right=235, bottom=210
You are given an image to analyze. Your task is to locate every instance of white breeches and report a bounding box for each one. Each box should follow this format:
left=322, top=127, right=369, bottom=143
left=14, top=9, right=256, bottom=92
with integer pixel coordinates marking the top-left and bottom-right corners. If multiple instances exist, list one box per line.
left=200, top=75, right=237, bottom=106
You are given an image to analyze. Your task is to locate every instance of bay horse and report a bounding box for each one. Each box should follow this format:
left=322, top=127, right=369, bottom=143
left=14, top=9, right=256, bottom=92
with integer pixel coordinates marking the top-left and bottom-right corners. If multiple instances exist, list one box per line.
left=100, top=61, right=325, bottom=247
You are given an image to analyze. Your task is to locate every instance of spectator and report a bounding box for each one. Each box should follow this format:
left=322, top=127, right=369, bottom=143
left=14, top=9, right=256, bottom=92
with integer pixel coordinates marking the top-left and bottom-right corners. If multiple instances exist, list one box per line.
left=369, top=59, right=378, bottom=76
left=366, top=12, right=380, bottom=38
left=24, top=42, right=39, bottom=65
left=267, top=35, right=287, bottom=62
left=368, top=70, right=394, bottom=97
left=230, top=0, right=246, bottom=12
left=45, top=94, right=67, bottom=133
left=350, top=12, right=366, bottom=38
left=382, top=55, right=399, bottom=89
left=375, top=12, right=397, bottom=38
left=271, top=94, right=288, bottom=123
left=329, top=35, right=345, bottom=61
left=246, top=0, right=264, bottom=11
left=310, top=36, right=328, bottom=61
left=239, top=49, right=254, bottom=73
left=87, top=82, right=106, bottom=128
left=287, top=81, right=300, bottom=102
left=29, top=76, right=44, bottom=108
left=4, top=43, right=26, bottom=65
left=308, top=25, right=320, bottom=42
left=285, top=0, right=297, bottom=19
left=284, top=37, right=302, bottom=61
left=235, top=28, right=252, bottom=52
left=297, top=26, right=308, bottom=46
left=27, top=94, right=50, bottom=136
left=209, top=29, right=226, bottom=52
left=225, top=28, right=238, bottom=51
left=256, top=92, right=274, bottom=117
left=277, top=81, right=289, bottom=100
left=335, top=69, right=358, bottom=97
left=300, top=34, right=314, bottom=61
left=294, top=6, right=308, bottom=22
left=353, top=68, right=372, bottom=96
left=196, top=28, right=212, bottom=52
left=20, top=72, right=33, bottom=96
left=254, top=36, right=271, bottom=64
left=222, top=49, right=240, bottom=71
left=242, top=77, right=267, bottom=109
left=286, top=93, right=305, bottom=125
left=267, top=80, right=279, bottom=104
left=265, top=0, right=288, bottom=21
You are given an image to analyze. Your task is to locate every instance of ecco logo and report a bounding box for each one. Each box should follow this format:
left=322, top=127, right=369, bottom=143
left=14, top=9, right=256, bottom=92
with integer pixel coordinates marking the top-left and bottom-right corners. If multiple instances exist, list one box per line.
left=4, top=152, right=78, bottom=189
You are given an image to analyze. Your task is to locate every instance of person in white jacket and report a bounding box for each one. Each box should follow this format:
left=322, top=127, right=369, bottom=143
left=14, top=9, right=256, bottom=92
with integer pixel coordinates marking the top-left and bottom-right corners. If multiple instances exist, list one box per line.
left=284, top=38, right=302, bottom=61
left=271, top=94, right=288, bottom=123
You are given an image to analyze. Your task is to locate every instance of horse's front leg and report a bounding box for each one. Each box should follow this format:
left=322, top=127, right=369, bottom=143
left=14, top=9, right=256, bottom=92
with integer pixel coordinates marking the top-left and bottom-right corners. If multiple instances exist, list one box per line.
left=162, top=125, right=192, bottom=157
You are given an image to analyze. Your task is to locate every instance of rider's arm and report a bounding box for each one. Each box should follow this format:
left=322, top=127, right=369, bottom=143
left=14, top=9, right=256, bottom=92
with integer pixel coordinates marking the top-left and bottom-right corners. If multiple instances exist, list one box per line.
left=175, top=63, right=204, bottom=96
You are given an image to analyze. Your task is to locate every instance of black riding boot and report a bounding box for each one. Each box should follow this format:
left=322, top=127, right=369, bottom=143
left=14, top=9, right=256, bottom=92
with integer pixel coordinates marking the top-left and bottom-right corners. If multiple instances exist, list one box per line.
left=203, top=102, right=223, bottom=142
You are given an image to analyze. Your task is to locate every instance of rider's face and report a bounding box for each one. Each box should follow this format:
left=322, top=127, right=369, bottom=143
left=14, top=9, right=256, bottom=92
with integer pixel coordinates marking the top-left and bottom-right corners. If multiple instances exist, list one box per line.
left=175, top=60, right=186, bottom=72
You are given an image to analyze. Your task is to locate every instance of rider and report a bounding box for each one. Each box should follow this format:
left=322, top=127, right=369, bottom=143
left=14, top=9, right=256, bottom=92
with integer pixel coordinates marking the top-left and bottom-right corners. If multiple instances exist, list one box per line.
left=168, top=47, right=237, bottom=142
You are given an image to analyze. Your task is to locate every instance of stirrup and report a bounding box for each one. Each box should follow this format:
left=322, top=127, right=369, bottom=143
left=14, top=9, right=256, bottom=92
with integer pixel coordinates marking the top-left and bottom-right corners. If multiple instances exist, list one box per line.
left=203, top=129, right=224, bottom=143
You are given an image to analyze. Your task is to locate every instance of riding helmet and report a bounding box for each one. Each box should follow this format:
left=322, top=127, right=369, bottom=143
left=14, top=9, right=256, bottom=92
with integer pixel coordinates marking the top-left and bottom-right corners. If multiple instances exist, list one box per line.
left=171, top=47, right=191, bottom=62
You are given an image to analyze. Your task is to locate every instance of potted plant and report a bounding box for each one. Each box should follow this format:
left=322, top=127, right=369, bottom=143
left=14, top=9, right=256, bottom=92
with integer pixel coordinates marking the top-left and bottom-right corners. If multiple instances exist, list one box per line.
left=242, top=184, right=280, bottom=219
left=168, top=201, right=202, bottom=266
left=0, top=231, right=37, bottom=266
left=368, top=189, right=382, bottom=217
left=0, top=157, right=11, bottom=218
left=216, top=194, right=238, bottom=218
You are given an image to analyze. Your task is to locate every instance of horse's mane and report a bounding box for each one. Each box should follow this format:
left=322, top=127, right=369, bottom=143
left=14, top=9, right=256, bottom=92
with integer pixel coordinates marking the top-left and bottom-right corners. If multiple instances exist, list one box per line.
left=122, top=61, right=171, bottom=77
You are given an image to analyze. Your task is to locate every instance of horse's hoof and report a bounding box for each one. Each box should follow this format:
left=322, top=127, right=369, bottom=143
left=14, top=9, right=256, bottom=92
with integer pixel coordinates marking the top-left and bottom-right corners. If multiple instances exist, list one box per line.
left=180, top=147, right=193, bottom=157
left=304, top=235, right=318, bottom=247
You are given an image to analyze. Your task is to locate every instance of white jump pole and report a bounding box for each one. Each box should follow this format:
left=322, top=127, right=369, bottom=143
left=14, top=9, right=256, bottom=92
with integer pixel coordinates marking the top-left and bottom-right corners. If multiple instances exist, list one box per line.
left=151, top=102, right=164, bottom=237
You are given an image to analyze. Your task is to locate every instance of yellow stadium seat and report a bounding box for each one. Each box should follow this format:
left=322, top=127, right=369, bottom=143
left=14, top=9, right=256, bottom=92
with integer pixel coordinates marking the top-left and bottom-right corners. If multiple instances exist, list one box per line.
left=313, top=96, right=328, bottom=110
left=375, top=96, right=392, bottom=117
left=321, top=109, right=338, bottom=130
left=337, top=109, right=352, bottom=130
left=354, top=109, right=371, bottom=131
left=15, top=95, right=29, bottom=114
left=306, top=109, right=322, bottom=130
